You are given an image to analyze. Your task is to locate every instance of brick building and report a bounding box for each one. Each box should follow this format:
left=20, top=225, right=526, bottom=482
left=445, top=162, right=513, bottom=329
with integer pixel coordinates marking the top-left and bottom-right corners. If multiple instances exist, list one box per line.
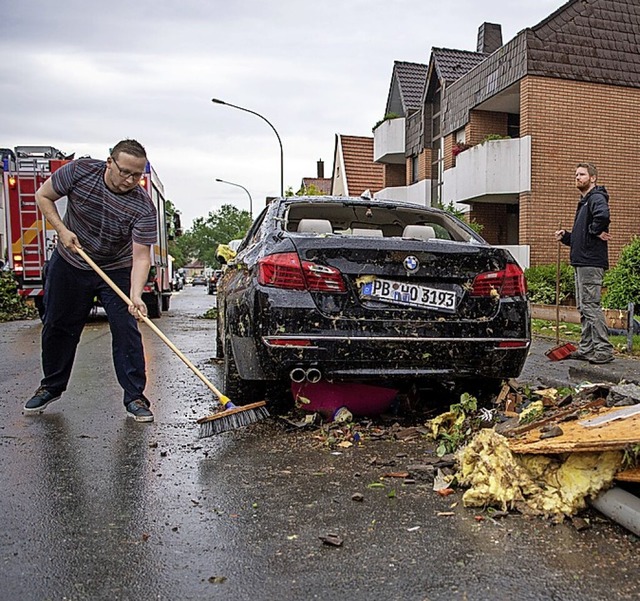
left=373, top=0, right=640, bottom=268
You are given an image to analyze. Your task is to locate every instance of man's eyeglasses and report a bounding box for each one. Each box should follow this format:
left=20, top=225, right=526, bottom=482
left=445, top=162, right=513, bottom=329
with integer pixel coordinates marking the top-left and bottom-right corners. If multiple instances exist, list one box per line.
left=110, top=156, right=144, bottom=181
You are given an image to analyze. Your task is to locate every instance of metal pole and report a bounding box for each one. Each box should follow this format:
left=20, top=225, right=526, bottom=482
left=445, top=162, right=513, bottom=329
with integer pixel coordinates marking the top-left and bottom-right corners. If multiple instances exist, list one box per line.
left=211, top=98, right=284, bottom=197
left=627, top=302, right=634, bottom=353
left=215, top=178, right=253, bottom=218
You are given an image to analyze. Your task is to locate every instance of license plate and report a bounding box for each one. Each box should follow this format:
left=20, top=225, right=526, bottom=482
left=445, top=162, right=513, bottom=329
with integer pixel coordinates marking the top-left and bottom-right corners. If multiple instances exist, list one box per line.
left=360, top=278, right=457, bottom=311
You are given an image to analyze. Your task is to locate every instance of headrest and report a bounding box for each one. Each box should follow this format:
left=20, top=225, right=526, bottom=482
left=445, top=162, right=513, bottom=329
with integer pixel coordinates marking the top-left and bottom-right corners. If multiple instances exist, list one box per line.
left=402, top=225, right=436, bottom=241
left=296, top=219, right=333, bottom=234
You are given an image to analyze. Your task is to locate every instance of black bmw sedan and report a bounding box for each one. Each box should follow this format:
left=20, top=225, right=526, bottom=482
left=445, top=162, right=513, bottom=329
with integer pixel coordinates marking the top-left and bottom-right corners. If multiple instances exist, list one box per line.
left=216, top=196, right=530, bottom=404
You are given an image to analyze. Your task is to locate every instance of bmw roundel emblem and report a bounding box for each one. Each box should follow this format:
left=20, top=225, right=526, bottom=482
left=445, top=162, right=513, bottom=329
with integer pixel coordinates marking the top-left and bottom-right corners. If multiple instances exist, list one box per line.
left=403, top=255, right=419, bottom=272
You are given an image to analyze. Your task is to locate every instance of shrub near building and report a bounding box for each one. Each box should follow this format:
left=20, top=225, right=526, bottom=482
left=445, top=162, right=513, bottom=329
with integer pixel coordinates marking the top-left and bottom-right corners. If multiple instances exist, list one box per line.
left=524, top=263, right=575, bottom=305
left=0, top=271, right=38, bottom=322
left=603, top=236, right=640, bottom=310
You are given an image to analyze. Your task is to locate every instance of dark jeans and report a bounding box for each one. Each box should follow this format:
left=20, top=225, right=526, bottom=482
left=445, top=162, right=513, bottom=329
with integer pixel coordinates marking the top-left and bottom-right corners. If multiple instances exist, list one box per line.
left=40, top=250, right=147, bottom=406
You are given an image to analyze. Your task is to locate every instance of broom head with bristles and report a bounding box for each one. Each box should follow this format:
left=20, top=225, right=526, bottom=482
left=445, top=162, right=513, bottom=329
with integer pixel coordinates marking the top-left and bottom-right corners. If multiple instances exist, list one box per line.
left=197, top=400, right=270, bottom=438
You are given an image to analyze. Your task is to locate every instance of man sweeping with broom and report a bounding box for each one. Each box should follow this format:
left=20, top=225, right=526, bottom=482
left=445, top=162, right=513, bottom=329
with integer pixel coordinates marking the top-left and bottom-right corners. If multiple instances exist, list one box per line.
left=23, top=139, right=157, bottom=422
left=23, top=138, right=269, bottom=436
left=554, top=162, right=615, bottom=365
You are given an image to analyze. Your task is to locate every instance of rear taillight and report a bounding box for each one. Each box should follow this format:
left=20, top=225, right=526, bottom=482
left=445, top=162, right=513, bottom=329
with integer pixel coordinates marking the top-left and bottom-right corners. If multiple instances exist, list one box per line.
left=471, top=263, right=527, bottom=298
left=12, top=254, right=23, bottom=273
left=258, top=252, right=346, bottom=292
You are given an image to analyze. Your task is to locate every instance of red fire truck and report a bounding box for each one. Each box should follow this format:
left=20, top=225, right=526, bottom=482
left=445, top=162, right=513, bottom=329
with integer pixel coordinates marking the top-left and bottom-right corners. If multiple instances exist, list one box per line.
left=1, top=145, right=172, bottom=318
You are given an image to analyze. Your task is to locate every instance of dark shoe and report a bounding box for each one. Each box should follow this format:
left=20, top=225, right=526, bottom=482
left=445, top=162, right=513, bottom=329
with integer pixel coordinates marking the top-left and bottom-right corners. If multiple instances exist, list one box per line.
left=126, top=399, right=154, bottom=422
left=589, top=354, right=615, bottom=365
left=24, top=386, right=62, bottom=415
left=567, top=350, right=593, bottom=361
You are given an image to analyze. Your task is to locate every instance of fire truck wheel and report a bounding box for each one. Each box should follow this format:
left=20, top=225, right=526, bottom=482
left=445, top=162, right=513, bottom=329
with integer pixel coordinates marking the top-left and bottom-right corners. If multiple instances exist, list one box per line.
left=146, top=291, right=162, bottom=319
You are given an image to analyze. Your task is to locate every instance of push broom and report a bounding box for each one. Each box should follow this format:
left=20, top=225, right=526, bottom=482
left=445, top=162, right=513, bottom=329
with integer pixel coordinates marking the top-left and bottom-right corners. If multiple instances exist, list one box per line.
left=544, top=226, right=577, bottom=361
left=76, top=247, right=269, bottom=437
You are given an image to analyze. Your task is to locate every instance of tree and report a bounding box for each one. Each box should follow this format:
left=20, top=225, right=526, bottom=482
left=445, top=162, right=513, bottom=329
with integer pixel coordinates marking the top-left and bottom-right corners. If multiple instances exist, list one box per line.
left=296, top=183, right=326, bottom=196
left=176, top=204, right=252, bottom=268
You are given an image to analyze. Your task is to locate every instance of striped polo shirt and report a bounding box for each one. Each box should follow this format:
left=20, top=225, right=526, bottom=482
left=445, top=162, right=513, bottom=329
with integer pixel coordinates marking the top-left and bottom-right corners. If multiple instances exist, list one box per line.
left=51, top=159, right=157, bottom=270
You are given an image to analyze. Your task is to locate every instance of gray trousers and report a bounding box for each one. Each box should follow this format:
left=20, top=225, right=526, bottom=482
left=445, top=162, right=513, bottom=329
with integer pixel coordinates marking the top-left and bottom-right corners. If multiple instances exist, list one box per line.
left=574, top=266, right=614, bottom=357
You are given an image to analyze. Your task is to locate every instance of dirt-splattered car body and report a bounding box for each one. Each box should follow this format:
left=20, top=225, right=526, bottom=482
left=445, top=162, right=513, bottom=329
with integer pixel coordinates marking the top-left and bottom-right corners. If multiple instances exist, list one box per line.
left=216, top=196, right=530, bottom=401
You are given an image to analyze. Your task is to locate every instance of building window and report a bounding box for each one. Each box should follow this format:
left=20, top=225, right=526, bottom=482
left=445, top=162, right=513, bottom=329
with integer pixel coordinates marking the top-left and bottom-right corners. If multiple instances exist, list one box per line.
left=431, top=87, right=443, bottom=206
left=431, top=138, right=443, bottom=206
left=507, top=113, right=520, bottom=138
left=411, top=155, right=419, bottom=184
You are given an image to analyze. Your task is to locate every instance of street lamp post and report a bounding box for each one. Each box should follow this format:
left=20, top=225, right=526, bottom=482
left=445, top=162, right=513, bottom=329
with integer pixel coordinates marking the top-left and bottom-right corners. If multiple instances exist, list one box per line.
left=211, top=98, right=284, bottom=197
left=215, top=178, right=253, bottom=218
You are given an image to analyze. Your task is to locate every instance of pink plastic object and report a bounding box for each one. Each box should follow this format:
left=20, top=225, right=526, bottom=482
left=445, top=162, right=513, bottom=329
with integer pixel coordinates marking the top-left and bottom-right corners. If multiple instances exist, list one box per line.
left=291, top=380, right=398, bottom=418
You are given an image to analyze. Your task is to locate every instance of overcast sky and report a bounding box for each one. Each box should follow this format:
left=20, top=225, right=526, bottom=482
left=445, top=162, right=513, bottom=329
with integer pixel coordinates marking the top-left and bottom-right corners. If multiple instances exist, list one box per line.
left=2, top=0, right=562, bottom=229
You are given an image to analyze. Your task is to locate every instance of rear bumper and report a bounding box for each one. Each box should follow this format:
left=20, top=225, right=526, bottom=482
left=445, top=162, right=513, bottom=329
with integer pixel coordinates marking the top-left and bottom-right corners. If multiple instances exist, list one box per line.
left=254, top=334, right=529, bottom=382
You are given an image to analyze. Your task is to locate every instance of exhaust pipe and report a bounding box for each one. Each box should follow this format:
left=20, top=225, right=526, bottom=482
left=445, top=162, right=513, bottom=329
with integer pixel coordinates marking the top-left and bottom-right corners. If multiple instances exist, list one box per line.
left=289, top=368, right=306, bottom=383
left=306, top=368, right=322, bottom=383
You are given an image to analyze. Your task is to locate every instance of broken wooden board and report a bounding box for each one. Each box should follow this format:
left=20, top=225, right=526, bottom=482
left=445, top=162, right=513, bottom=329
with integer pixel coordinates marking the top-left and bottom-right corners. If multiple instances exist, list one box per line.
left=615, top=467, right=640, bottom=483
left=507, top=406, right=640, bottom=454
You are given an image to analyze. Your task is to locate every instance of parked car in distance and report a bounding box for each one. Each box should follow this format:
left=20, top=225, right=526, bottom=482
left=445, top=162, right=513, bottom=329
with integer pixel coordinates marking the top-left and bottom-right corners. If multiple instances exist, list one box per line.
left=192, top=274, right=207, bottom=286
left=171, top=273, right=185, bottom=291
left=208, top=270, right=223, bottom=295
left=216, top=195, right=530, bottom=405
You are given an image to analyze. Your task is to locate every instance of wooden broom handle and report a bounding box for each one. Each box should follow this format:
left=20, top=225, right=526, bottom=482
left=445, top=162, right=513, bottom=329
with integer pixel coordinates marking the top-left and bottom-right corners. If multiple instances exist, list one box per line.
left=75, top=247, right=228, bottom=403
left=556, top=224, right=561, bottom=346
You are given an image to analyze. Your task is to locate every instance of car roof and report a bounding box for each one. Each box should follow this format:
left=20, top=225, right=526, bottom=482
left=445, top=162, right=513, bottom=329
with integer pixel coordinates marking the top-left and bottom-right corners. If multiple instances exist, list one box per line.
left=277, top=195, right=448, bottom=213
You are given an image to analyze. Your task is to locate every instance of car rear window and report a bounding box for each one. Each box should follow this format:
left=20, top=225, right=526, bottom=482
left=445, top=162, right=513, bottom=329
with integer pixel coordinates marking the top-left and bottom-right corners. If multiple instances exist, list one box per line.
left=283, top=201, right=477, bottom=243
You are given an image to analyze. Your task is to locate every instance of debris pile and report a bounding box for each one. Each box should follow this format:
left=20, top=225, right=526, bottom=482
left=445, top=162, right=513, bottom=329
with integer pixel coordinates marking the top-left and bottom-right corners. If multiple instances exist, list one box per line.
left=456, top=428, right=623, bottom=516
left=278, top=377, right=640, bottom=530
left=452, top=379, right=640, bottom=519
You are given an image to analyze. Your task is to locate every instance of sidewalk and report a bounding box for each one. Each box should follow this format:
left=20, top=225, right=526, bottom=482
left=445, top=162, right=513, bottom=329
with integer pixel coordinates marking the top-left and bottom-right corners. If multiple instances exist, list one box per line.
left=518, top=337, right=640, bottom=390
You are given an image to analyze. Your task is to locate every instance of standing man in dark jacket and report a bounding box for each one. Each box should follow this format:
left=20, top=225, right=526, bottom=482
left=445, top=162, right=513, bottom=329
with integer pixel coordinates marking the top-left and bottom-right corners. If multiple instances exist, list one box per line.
left=555, top=162, right=614, bottom=364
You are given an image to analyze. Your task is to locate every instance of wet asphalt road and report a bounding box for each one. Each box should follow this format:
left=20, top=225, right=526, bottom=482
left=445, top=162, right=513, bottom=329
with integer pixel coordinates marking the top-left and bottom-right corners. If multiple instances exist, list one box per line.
left=0, top=286, right=638, bottom=601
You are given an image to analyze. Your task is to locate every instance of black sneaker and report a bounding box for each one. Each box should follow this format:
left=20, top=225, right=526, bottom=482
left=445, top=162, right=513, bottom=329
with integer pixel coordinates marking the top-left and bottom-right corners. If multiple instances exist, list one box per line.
left=24, top=386, right=62, bottom=415
left=126, top=399, right=154, bottom=422
left=589, top=354, right=615, bottom=365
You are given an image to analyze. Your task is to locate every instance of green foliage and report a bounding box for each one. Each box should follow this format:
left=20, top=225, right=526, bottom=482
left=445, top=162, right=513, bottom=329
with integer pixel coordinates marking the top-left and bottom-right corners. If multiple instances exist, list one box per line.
left=524, top=263, right=575, bottom=304
left=603, top=236, right=640, bottom=309
left=622, top=444, right=640, bottom=469
left=0, top=271, right=37, bottom=321
left=480, top=133, right=510, bottom=143
left=434, top=392, right=478, bottom=457
left=175, top=204, right=252, bottom=269
left=437, top=201, right=484, bottom=234
left=296, top=183, right=326, bottom=196
left=202, top=307, right=218, bottom=320
left=165, top=199, right=182, bottom=240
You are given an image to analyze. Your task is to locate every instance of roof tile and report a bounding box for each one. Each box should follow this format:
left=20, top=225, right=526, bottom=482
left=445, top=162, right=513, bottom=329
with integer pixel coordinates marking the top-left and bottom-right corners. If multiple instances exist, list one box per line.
left=339, top=135, right=385, bottom=196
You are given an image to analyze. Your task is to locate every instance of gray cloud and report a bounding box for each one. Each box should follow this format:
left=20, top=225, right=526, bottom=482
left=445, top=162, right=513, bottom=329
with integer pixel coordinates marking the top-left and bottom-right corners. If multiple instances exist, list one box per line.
left=2, top=0, right=561, bottom=227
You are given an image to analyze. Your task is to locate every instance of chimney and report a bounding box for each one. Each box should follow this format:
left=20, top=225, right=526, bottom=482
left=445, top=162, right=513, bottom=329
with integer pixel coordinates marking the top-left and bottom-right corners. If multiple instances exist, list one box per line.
left=317, top=159, right=324, bottom=179
left=477, top=22, right=502, bottom=54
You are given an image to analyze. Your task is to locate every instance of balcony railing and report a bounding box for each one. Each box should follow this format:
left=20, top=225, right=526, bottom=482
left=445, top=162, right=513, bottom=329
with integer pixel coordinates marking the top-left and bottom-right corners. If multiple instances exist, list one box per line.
left=373, top=117, right=406, bottom=164
left=442, top=136, right=531, bottom=204
left=374, top=179, right=431, bottom=206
